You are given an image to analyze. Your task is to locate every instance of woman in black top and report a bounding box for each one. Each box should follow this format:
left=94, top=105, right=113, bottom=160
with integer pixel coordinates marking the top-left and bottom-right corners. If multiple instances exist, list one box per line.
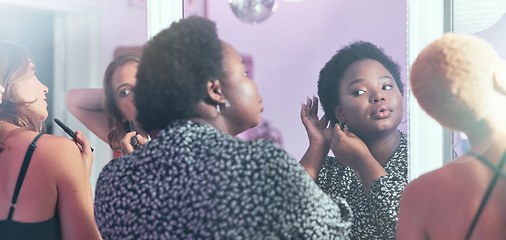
left=398, top=33, right=506, bottom=239
left=0, top=40, right=101, bottom=240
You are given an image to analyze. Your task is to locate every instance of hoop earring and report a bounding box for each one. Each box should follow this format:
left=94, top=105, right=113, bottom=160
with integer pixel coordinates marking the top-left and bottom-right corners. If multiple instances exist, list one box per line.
left=216, top=99, right=230, bottom=115
left=339, top=122, right=346, bottom=131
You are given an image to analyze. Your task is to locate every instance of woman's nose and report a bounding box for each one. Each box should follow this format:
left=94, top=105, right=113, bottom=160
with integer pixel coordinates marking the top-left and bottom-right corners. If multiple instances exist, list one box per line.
left=370, top=90, right=385, bottom=103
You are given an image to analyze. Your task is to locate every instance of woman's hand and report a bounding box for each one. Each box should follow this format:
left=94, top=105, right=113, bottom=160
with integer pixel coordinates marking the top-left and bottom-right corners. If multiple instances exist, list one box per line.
left=75, top=130, right=94, bottom=176
left=299, top=96, right=333, bottom=180
left=120, top=132, right=149, bottom=154
left=301, top=96, right=332, bottom=149
left=329, top=124, right=372, bottom=171
left=330, top=125, right=387, bottom=195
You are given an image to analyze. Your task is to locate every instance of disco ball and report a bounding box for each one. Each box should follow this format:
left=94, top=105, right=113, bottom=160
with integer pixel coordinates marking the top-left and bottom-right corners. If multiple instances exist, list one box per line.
left=228, top=0, right=279, bottom=24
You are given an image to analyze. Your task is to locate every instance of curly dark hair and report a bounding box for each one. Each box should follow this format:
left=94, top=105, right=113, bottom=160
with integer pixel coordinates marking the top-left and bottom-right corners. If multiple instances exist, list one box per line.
left=318, top=41, right=403, bottom=125
left=135, top=16, right=225, bottom=133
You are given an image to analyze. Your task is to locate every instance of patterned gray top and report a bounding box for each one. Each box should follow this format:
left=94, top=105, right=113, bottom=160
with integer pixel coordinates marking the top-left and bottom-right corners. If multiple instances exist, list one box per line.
left=95, top=120, right=353, bottom=239
left=316, top=131, right=408, bottom=240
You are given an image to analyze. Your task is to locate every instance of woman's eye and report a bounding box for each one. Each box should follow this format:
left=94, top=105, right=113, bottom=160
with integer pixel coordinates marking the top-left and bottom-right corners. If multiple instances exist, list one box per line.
left=353, top=90, right=365, bottom=96
left=119, top=89, right=131, bottom=97
left=383, top=85, right=393, bottom=90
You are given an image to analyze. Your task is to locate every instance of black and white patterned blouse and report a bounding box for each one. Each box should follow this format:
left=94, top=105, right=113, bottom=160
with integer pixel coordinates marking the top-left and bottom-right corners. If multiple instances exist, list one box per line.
left=316, top=131, right=407, bottom=240
left=95, top=120, right=353, bottom=239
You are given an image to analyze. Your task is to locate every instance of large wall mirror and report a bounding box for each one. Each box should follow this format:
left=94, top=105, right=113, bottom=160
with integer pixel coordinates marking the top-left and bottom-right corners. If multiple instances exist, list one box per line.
left=182, top=0, right=409, bottom=161
left=2, top=0, right=473, bottom=189
left=1, top=0, right=410, bottom=189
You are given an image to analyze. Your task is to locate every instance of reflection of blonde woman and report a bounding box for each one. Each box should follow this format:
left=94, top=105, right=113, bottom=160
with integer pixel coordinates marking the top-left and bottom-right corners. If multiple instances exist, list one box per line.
left=66, top=52, right=149, bottom=155
left=0, top=40, right=102, bottom=239
left=398, top=33, right=506, bottom=240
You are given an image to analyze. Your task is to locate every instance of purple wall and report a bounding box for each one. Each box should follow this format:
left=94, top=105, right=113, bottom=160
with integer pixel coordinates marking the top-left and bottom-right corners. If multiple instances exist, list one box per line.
left=207, top=0, right=408, bottom=159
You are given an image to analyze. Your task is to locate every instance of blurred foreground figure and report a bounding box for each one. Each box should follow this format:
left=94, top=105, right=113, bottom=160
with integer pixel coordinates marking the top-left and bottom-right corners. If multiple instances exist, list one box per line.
left=397, top=33, right=506, bottom=240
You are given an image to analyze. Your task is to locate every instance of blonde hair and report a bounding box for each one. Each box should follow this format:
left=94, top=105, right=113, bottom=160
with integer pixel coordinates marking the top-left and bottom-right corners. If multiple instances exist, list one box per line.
left=410, top=33, right=502, bottom=131
left=0, top=40, right=42, bottom=133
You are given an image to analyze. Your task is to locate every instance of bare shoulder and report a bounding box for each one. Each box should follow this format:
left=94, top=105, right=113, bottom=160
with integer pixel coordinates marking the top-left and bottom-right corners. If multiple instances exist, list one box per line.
left=398, top=167, right=455, bottom=238
left=401, top=166, right=459, bottom=212
left=404, top=168, right=446, bottom=194
left=38, top=134, right=80, bottom=153
left=35, top=134, right=82, bottom=165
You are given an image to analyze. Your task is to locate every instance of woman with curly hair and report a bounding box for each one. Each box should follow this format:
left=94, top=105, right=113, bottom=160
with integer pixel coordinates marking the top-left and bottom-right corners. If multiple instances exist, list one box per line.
left=300, top=41, right=407, bottom=239
left=94, top=16, right=353, bottom=239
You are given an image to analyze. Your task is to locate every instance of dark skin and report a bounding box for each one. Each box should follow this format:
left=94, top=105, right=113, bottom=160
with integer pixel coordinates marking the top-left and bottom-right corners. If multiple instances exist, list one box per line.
left=300, top=59, right=403, bottom=195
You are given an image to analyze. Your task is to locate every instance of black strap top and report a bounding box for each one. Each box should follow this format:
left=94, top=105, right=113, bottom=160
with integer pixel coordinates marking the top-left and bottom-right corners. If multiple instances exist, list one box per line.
left=464, top=150, right=506, bottom=240
left=0, top=133, right=61, bottom=240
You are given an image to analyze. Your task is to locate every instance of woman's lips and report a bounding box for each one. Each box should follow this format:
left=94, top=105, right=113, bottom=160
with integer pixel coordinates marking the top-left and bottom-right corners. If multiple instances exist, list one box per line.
left=371, top=104, right=392, bottom=119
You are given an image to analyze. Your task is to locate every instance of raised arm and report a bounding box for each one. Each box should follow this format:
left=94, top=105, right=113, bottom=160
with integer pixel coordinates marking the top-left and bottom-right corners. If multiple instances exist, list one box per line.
left=66, top=88, right=111, bottom=143
left=299, top=96, right=332, bottom=180
left=328, top=125, right=387, bottom=195
left=268, top=145, right=353, bottom=239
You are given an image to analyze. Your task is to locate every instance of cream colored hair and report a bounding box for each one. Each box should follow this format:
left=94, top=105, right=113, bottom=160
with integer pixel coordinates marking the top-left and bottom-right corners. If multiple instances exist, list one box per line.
left=410, top=33, right=505, bottom=131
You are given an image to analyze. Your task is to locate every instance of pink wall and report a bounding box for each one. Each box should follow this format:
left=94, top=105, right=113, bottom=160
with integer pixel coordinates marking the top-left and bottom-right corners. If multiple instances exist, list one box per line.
left=207, top=0, right=408, bottom=159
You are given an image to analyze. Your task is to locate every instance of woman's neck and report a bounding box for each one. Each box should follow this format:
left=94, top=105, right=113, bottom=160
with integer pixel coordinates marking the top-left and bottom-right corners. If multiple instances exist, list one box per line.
left=464, top=117, right=506, bottom=165
left=362, top=130, right=402, bottom=166
left=188, top=101, right=236, bottom=136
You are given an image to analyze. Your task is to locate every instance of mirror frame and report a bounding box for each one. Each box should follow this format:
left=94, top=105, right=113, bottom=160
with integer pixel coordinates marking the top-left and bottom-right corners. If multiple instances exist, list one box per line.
left=406, top=0, right=454, bottom=180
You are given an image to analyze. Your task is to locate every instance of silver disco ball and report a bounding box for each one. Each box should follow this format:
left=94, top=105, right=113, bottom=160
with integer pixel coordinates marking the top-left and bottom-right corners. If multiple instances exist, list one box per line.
left=228, top=0, right=279, bottom=24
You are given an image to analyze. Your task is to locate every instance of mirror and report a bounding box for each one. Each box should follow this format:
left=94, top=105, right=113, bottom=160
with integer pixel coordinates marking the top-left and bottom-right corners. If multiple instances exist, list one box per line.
left=184, top=0, right=409, bottom=159
left=450, top=0, right=506, bottom=159
left=1, top=0, right=409, bottom=192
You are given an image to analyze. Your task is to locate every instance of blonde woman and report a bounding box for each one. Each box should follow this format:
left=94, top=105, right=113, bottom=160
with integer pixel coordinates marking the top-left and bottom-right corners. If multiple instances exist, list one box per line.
left=397, top=33, right=506, bottom=240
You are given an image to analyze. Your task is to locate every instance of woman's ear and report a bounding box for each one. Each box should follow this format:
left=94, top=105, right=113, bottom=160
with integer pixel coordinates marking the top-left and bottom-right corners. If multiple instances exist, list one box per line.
left=494, top=64, right=506, bottom=95
left=207, top=79, right=225, bottom=103
left=333, top=105, right=345, bottom=123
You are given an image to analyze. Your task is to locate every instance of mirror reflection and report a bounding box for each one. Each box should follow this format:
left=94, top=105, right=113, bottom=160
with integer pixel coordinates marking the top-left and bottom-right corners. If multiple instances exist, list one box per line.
left=184, top=1, right=408, bottom=239
left=451, top=0, right=506, bottom=158
left=185, top=0, right=408, bottom=159
left=2, top=0, right=411, bottom=238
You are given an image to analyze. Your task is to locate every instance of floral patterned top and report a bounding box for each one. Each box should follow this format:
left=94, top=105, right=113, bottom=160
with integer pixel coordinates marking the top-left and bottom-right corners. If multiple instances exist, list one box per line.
left=316, top=131, right=408, bottom=240
left=95, top=120, right=353, bottom=239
